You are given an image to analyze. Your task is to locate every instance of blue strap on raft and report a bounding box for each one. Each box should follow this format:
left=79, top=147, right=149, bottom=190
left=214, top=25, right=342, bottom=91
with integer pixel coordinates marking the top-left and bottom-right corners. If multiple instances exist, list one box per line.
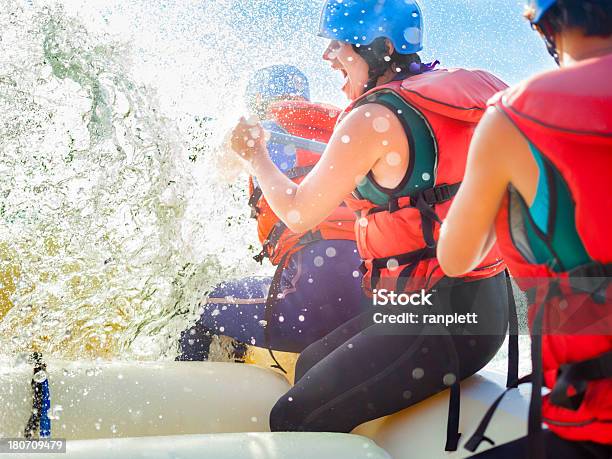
left=24, top=352, right=51, bottom=439
left=39, top=379, right=51, bottom=438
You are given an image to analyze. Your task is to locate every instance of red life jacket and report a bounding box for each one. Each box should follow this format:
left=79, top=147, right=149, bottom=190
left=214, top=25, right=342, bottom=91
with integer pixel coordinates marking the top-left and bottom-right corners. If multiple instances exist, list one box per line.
left=493, top=55, right=612, bottom=445
left=248, top=100, right=356, bottom=265
left=343, top=69, right=507, bottom=294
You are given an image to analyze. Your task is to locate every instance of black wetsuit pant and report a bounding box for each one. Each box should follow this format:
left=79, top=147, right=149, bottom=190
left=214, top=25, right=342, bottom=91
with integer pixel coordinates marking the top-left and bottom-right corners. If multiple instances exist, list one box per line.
left=470, top=431, right=612, bottom=459
left=270, top=272, right=509, bottom=432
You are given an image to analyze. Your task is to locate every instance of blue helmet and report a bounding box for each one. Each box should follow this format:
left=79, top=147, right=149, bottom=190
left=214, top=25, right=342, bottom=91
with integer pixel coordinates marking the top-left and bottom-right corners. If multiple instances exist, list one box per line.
left=527, top=0, right=557, bottom=24
left=318, top=0, right=424, bottom=55
left=244, top=65, right=310, bottom=111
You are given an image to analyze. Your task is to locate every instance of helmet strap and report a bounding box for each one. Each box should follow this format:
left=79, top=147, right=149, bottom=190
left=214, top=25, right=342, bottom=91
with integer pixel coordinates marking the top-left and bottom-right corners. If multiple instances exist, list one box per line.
left=534, top=19, right=561, bottom=66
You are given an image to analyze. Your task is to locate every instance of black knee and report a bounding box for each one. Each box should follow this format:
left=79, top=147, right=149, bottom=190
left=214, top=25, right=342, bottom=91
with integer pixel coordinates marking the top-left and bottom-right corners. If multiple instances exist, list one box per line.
left=269, top=394, right=312, bottom=432
left=294, top=350, right=318, bottom=383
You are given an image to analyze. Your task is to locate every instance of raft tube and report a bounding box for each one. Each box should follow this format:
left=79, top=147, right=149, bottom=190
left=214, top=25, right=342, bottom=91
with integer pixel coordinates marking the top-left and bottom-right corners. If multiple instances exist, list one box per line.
left=0, top=359, right=529, bottom=458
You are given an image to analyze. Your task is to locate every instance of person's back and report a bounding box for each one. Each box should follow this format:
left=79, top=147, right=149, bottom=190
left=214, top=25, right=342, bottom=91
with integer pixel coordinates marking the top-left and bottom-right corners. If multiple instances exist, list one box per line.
left=492, top=45, right=612, bottom=451
left=438, top=1, right=612, bottom=457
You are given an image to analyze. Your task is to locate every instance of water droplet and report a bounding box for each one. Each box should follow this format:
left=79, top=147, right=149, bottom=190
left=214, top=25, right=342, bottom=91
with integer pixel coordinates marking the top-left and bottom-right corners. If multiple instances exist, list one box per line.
left=258, top=320, right=267, bottom=327
left=287, top=210, right=301, bottom=223
left=353, top=271, right=360, bottom=278
left=246, top=139, right=255, bottom=148
left=117, top=374, right=124, bottom=380
left=284, top=144, right=296, bottom=156
left=278, top=315, right=285, bottom=323
left=386, top=258, right=399, bottom=270
left=110, top=424, right=117, bottom=434
left=403, top=27, right=422, bottom=45
left=373, top=117, right=390, bottom=133
left=49, top=405, right=63, bottom=420
left=443, top=373, right=457, bottom=386
left=341, top=135, right=351, bottom=144
left=402, top=390, right=412, bottom=399
left=219, top=326, right=225, bottom=333
left=250, top=416, right=258, bottom=423
left=412, top=368, right=424, bottom=380
left=386, top=152, right=401, bottom=166
left=347, top=343, right=354, bottom=349
left=94, top=422, right=101, bottom=430
left=325, top=247, right=337, bottom=258
left=308, top=278, right=314, bottom=284
left=359, top=217, right=369, bottom=227
left=422, top=172, right=431, bottom=181
left=314, top=256, right=325, bottom=267
left=288, top=397, right=293, bottom=402
left=33, top=371, right=47, bottom=383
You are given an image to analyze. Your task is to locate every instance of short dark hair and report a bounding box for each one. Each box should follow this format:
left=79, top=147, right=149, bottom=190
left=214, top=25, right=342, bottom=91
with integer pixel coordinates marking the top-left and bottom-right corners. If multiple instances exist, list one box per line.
left=542, top=0, right=612, bottom=37
left=353, top=38, right=422, bottom=92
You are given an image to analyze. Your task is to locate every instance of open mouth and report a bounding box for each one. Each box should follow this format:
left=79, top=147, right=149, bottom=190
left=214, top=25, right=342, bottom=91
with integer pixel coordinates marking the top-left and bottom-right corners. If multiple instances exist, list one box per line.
left=335, top=66, right=349, bottom=89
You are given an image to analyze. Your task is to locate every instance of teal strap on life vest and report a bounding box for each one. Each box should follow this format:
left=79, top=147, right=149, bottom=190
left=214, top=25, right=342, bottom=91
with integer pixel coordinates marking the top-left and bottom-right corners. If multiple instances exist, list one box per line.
left=353, top=90, right=437, bottom=206
left=510, top=143, right=591, bottom=272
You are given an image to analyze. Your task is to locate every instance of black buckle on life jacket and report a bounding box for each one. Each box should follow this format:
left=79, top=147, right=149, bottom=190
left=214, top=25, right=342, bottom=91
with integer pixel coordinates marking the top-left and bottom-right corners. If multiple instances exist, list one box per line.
left=387, top=197, right=401, bottom=213
left=369, top=247, right=437, bottom=290
left=297, top=229, right=323, bottom=247
left=550, top=350, right=612, bottom=411
left=568, top=263, right=612, bottom=304
left=248, top=187, right=264, bottom=220
left=421, top=182, right=461, bottom=206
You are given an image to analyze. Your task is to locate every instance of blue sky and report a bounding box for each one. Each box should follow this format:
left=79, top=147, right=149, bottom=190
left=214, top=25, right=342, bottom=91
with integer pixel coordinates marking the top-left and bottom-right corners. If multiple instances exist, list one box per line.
left=61, top=0, right=556, bottom=114
left=224, top=0, right=555, bottom=103
left=216, top=0, right=554, bottom=108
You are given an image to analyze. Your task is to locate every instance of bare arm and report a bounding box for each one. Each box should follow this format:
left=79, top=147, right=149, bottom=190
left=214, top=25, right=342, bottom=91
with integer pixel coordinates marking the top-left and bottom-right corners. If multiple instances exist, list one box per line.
left=232, top=103, right=408, bottom=232
left=438, top=107, right=533, bottom=277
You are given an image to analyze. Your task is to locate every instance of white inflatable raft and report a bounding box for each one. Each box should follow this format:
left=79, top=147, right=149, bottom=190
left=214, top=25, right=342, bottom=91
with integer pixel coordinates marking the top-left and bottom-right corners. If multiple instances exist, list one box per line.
left=0, top=360, right=530, bottom=458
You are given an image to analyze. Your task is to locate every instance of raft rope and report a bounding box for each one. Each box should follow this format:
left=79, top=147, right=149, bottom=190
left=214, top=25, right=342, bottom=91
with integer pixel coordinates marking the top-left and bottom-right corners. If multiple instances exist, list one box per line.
left=24, top=352, right=51, bottom=439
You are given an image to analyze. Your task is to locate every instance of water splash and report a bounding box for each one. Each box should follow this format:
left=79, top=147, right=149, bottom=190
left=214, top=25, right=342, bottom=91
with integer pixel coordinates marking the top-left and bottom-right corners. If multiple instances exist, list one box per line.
left=0, top=0, right=259, bottom=360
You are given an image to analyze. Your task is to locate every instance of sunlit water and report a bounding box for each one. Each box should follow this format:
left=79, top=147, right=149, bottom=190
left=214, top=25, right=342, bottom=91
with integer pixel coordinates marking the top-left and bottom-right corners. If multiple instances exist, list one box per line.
left=1, top=0, right=531, bottom=373
left=0, top=0, right=263, bottom=360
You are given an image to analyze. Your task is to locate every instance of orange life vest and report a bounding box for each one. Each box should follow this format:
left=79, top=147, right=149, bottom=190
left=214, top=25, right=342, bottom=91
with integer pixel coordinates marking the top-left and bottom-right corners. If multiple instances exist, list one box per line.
left=342, top=69, right=507, bottom=294
left=249, top=100, right=356, bottom=265
left=492, top=55, right=612, bottom=445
